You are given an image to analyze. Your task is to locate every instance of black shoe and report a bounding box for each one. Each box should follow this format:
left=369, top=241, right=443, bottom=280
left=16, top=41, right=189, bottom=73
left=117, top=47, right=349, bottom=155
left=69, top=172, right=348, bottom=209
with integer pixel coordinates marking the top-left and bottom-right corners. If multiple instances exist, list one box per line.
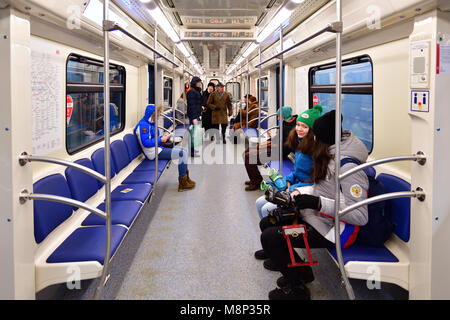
left=254, top=249, right=268, bottom=260
left=277, top=269, right=315, bottom=288
left=263, top=259, right=281, bottom=272
left=223, top=139, right=227, bottom=144
left=245, top=184, right=260, bottom=192
left=269, top=283, right=311, bottom=300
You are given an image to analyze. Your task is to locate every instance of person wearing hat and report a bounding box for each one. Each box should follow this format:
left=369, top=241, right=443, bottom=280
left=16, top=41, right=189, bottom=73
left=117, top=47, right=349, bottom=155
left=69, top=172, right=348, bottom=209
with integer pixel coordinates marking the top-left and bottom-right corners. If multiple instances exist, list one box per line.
left=187, top=76, right=203, bottom=157
left=201, top=82, right=215, bottom=140
left=254, top=105, right=322, bottom=258
left=258, top=110, right=370, bottom=300
left=206, top=82, right=233, bottom=143
left=242, top=106, right=298, bottom=191
left=232, top=95, right=259, bottom=131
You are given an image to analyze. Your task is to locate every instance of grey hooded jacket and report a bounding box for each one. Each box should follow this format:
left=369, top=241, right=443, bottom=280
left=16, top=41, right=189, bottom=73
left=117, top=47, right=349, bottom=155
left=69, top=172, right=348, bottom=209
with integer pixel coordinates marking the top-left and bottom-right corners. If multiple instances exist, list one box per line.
left=297, top=131, right=369, bottom=243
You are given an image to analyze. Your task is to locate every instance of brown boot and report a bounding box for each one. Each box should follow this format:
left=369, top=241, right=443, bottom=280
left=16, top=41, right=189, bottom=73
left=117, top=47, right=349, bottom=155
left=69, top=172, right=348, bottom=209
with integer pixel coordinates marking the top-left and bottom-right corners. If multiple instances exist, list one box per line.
left=178, top=175, right=195, bottom=192
left=186, top=170, right=196, bottom=186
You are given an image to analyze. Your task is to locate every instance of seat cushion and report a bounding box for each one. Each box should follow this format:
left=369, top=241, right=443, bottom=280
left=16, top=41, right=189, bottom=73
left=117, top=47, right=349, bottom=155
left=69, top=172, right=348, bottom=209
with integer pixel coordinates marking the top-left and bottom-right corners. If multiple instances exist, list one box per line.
left=269, top=160, right=294, bottom=177
left=121, top=170, right=162, bottom=185
left=65, top=158, right=99, bottom=202
left=82, top=200, right=142, bottom=227
left=111, top=184, right=152, bottom=202
left=46, top=225, right=127, bottom=264
left=111, top=140, right=130, bottom=173
left=123, top=134, right=141, bottom=161
left=327, top=244, right=399, bottom=264
left=174, top=124, right=188, bottom=137
left=243, top=128, right=259, bottom=138
left=33, top=174, right=74, bottom=244
left=134, top=159, right=169, bottom=172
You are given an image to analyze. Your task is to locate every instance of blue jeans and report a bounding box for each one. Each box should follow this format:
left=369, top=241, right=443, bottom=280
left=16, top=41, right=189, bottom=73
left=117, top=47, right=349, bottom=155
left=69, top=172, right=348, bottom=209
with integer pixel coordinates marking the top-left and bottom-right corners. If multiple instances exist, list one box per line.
left=256, top=195, right=277, bottom=220
left=158, top=146, right=188, bottom=178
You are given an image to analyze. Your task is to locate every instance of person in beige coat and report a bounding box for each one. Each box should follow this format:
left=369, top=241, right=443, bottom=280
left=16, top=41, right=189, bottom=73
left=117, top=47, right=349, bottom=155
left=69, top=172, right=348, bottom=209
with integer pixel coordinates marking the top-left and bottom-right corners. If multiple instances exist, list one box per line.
left=206, top=82, right=233, bottom=143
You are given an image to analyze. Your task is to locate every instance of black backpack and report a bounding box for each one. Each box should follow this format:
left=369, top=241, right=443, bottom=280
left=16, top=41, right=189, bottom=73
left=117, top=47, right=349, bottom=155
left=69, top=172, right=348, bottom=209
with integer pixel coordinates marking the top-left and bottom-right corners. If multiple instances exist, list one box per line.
left=341, top=158, right=394, bottom=247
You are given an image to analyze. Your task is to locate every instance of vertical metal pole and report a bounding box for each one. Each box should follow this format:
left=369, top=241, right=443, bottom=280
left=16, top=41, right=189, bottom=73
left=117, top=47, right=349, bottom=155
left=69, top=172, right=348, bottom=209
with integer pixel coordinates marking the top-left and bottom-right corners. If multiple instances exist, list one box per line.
left=183, top=57, right=186, bottom=127
left=258, top=45, right=262, bottom=145
left=246, top=59, right=249, bottom=131
left=95, top=0, right=112, bottom=300
left=172, top=45, right=176, bottom=133
left=333, top=0, right=355, bottom=300
left=154, top=27, right=159, bottom=190
left=279, top=24, right=284, bottom=176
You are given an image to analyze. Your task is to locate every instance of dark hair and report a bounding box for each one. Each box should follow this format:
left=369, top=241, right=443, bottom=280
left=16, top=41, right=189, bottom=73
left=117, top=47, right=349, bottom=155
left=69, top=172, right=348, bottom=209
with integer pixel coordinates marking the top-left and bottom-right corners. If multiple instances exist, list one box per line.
left=310, top=139, right=333, bottom=183
left=285, top=126, right=315, bottom=155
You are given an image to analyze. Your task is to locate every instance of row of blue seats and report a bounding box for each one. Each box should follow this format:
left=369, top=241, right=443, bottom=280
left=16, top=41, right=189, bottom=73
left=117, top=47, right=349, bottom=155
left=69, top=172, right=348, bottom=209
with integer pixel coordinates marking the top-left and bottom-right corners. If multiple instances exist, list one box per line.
left=33, top=133, right=170, bottom=265
left=268, top=161, right=412, bottom=286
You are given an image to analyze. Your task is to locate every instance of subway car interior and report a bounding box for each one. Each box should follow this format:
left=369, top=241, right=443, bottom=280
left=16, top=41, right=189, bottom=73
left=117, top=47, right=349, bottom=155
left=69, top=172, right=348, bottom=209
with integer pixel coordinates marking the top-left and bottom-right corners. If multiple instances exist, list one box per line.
left=1, top=0, right=450, bottom=301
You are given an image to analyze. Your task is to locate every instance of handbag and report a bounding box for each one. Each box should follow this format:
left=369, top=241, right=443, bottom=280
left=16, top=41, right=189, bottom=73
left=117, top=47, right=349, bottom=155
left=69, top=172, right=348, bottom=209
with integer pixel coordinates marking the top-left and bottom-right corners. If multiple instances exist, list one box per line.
left=190, top=123, right=203, bottom=148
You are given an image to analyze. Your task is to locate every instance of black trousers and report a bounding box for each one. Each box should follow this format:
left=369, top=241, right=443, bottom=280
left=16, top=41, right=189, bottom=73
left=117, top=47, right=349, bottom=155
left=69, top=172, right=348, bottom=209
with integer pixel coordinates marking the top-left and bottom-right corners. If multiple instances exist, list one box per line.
left=211, top=123, right=227, bottom=140
left=260, top=216, right=334, bottom=284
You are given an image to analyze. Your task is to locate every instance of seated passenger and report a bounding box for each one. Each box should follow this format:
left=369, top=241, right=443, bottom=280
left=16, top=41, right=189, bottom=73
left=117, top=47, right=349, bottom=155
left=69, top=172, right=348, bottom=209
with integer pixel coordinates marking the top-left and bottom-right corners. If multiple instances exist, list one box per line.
left=232, top=96, right=259, bottom=131
left=135, top=104, right=196, bottom=192
left=242, top=106, right=298, bottom=191
left=254, top=105, right=322, bottom=219
left=258, top=110, right=369, bottom=300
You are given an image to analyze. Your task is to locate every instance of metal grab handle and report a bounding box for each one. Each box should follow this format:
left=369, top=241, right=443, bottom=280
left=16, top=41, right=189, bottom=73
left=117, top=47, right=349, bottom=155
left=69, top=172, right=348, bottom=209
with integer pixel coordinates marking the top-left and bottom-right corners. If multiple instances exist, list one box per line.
left=19, top=190, right=107, bottom=219
left=260, top=113, right=278, bottom=124
left=339, top=152, right=427, bottom=181
left=19, top=152, right=107, bottom=183
left=247, top=108, right=261, bottom=116
left=338, top=189, right=426, bottom=218
left=158, top=126, right=172, bottom=134
left=160, top=113, right=175, bottom=122
left=247, top=118, right=259, bottom=125
left=260, top=126, right=279, bottom=137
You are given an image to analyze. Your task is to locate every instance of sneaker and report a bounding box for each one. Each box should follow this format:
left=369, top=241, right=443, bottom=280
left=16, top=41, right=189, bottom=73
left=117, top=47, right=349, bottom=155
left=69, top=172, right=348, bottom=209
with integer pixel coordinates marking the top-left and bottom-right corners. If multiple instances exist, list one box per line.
left=254, top=249, right=268, bottom=260
left=263, top=259, right=281, bottom=272
left=268, top=283, right=311, bottom=300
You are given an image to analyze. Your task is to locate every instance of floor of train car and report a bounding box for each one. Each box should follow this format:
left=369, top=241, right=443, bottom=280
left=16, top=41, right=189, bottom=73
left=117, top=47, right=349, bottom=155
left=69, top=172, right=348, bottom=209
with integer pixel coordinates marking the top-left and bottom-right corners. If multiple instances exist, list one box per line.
left=37, top=134, right=408, bottom=300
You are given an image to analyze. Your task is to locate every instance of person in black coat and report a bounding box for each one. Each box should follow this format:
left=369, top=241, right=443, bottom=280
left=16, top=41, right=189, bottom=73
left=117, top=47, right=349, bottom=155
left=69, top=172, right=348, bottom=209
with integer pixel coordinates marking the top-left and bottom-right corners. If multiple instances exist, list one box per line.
left=186, top=76, right=203, bottom=157
left=201, top=82, right=215, bottom=140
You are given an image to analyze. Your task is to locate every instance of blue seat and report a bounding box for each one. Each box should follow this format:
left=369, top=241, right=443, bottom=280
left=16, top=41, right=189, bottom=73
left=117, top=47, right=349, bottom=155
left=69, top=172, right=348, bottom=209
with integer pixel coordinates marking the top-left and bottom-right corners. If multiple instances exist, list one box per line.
left=376, top=174, right=411, bottom=242
left=174, top=124, right=189, bottom=137
left=46, top=225, right=127, bottom=264
left=111, top=140, right=131, bottom=174
left=65, top=158, right=100, bottom=203
left=364, top=166, right=376, bottom=178
left=243, top=128, right=259, bottom=138
left=91, top=148, right=152, bottom=202
left=121, top=170, right=161, bottom=185
left=134, top=159, right=169, bottom=172
left=82, top=200, right=142, bottom=227
left=269, top=160, right=294, bottom=177
left=328, top=245, right=399, bottom=264
left=33, top=174, right=74, bottom=244
left=327, top=173, right=411, bottom=264
left=123, top=134, right=141, bottom=161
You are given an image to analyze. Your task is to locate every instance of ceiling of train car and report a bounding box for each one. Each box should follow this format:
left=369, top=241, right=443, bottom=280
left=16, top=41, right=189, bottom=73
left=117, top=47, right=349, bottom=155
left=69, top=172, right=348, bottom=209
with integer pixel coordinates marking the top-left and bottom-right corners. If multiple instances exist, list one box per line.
left=112, top=0, right=330, bottom=74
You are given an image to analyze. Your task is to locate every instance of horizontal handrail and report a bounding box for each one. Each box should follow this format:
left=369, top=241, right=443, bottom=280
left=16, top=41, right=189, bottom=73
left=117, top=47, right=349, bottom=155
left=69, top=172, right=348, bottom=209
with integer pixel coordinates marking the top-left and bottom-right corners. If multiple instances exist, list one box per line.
left=260, top=113, right=278, bottom=123
left=260, top=126, right=279, bottom=137
left=247, top=118, right=259, bottom=125
left=160, top=113, right=175, bottom=122
left=338, top=189, right=425, bottom=218
left=255, top=22, right=342, bottom=68
left=247, top=108, right=260, bottom=116
left=339, top=152, right=427, bottom=181
left=104, top=21, right=179, bottom=68
left=19, top=152, right=106, bottom=183
left=19, top=190, right=107, bottom=219
left=158, top=126, right=172, bottom=134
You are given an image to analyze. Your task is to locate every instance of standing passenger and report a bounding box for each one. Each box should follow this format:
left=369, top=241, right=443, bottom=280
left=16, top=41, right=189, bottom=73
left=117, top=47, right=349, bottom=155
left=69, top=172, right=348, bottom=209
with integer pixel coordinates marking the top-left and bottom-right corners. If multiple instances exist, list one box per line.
left=186, top=76, right=203, bottom=157
left=202, top=82, right=215, bottom=140
left=207, top=82, right=233, bottom=144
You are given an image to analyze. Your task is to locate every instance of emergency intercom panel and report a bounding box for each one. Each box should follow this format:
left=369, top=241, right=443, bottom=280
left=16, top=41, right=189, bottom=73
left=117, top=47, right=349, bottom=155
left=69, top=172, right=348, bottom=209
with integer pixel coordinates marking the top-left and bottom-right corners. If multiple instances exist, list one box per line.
left=410, top=40, right=431, bottom=89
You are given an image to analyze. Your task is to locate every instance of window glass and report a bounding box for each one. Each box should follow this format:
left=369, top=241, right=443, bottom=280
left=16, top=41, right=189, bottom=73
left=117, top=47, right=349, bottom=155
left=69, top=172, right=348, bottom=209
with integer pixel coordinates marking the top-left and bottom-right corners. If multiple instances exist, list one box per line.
left=163, top=77, right=173, bottom=108
left=66, top=54, right=125, bottom=154
left=309, top=56, right=373, bottom=153
left=226, top=82, right=240, bottom=102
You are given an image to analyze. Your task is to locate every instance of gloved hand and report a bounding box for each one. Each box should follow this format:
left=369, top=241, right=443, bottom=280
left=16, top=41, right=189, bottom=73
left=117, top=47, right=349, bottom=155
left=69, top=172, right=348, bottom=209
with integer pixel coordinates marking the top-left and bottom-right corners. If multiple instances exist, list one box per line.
left=293, top=194, right=321, bottom=211
left=215, top=107, right=221, bottom=111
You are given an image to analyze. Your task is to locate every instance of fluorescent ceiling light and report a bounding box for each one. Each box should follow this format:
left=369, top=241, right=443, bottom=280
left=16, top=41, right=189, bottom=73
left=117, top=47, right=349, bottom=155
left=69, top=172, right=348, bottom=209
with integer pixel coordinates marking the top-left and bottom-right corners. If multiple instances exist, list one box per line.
left=188, top=56, right=195, bottom=66
left=83, top=0, right=128, bottom=37
left=139, top=0, right=152, bottom=3
left=256, top=7, right=291, bottom=43
left=148, top=6, right=180, bottom=43
left=176, top=42, right=190, bottom=57
left=236, top=56, right=244, bottom=65
left=242, top=43, right=258, bottom=58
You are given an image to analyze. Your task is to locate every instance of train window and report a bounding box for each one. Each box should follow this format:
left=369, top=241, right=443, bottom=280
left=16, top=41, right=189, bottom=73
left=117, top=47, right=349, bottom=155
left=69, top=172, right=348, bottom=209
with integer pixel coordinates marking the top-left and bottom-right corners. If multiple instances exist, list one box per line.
left=163, top=76, right=173, bottom=109
left=258, top=77, right=269, bottom=110
left=309, top=55, right=373, bottom=153
left=226, top=82, right=240, bottom=102
left=66, top=54, right=125, bottom=155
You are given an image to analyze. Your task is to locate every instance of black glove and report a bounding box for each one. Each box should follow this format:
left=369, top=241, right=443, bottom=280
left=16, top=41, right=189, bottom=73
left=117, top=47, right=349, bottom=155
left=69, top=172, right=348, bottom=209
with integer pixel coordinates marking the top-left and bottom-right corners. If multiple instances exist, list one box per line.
left=293, top=194, right=321, bottom=211
left=265, top=187, right=292, bottom=207
left=215, top=107, right=221, bottom=111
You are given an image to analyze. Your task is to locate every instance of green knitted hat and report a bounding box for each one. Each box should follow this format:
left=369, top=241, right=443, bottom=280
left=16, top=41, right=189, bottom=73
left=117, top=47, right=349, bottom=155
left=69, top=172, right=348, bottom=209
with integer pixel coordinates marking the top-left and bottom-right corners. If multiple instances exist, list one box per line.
left=277, top=106, right=293, bottom=121
left=297, top=104, right=323, bottom=129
